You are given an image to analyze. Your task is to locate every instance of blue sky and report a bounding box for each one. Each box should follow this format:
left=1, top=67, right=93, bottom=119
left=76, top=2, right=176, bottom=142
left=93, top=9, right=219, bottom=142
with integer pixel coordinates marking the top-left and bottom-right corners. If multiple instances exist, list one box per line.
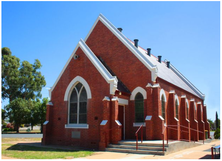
left=2, top=1, right=220, bottom=120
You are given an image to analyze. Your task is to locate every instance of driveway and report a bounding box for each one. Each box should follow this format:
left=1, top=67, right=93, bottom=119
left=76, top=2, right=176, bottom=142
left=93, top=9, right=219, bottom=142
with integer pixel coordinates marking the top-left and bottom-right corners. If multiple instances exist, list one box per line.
left=2, top=134, right=43, bottom=138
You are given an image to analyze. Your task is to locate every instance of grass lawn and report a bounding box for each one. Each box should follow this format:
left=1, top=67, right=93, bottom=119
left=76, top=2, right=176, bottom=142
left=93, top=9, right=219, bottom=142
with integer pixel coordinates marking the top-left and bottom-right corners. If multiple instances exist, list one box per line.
left=2, top=138, right=93, bottom=159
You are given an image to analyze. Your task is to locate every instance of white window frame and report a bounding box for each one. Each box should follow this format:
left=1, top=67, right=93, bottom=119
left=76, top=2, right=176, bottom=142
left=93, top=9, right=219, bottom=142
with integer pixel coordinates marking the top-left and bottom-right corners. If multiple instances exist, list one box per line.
left=175, top=95, right=179, bottom=120
left=160, top=89, right=167, bottom=121
left=65, top=76, right=91, bottom=129
left=186, top=99, right=189, bottom=121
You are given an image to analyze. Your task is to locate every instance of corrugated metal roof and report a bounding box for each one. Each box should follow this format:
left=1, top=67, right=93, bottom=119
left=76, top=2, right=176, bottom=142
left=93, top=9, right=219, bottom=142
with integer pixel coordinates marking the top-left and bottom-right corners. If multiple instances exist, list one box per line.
left=134, top=44, right=204, bottom=99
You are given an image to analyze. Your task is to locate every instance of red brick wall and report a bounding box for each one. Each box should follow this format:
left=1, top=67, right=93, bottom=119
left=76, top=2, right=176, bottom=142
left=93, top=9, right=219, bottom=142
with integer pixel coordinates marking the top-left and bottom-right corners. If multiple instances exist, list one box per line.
left=86, top=20, right=152, bottom=92
left=46, top=46, right=111, bottom=149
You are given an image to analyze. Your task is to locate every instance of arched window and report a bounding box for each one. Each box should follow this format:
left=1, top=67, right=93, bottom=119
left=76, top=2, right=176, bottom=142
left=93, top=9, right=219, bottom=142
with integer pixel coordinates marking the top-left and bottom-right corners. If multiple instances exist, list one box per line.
left=135, top=93, right=144, bottom=122
left=194, top=104, right=197, bottom=120
left=175, top=99, right=179, bottom=119
left=69, top=82, right=87, bottom=124
left=161, top=95, right=165, bottom=120
left=186, top=102, right=189, bottom=120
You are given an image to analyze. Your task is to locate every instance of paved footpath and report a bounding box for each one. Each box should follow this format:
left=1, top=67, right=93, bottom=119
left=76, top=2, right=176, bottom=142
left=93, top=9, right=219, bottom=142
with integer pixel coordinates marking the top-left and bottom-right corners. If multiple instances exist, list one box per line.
left=82, top=139, right=220, bottom=159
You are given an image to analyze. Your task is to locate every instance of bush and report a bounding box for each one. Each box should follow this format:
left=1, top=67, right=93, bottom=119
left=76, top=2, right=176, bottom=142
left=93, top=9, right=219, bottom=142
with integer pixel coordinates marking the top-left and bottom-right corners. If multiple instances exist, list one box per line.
left=6, top=123, right=14, bottom=129
left=3, top=128, right=14, bottom=131
left=214, top=128, right=220, bottom=139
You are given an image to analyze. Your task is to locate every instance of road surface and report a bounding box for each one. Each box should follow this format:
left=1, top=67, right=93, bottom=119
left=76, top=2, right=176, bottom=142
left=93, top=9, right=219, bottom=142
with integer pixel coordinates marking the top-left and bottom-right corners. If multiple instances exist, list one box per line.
left=2, top=134, right=43, bottom=138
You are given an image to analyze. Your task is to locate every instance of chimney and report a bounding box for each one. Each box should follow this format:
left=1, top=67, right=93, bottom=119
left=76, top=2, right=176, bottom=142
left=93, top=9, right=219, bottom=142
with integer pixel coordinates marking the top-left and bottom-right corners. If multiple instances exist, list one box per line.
left=167, top=61, right=170, bottom=68
left=147, top=48, right=151, bottom=56
left=134, top=39, right=139, bottom=48
left=158, top=55, right=162, bottom=63
left=117, top=28, right=123, bottom=32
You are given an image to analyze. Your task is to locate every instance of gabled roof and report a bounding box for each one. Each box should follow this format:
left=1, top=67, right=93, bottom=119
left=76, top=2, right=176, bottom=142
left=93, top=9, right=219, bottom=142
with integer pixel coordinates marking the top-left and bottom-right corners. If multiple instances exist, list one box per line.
left=49, top=39, right=118, bottom=98
left=85, top=14, right=205, bottom=100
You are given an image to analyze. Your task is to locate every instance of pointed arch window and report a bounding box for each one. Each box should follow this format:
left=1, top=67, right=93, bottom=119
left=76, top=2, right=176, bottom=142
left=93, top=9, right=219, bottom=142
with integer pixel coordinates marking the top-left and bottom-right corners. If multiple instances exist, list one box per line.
left=186, top=102, right=189, bottom=120
left=69, top=82, right=87, bottom=124
left=175, top=99, right=179, bottom=119
left=135, top=93, right=144, bottom=123
left=161, top=95, right=165, bottom=120
left=194, top=104, right=197, bottom=120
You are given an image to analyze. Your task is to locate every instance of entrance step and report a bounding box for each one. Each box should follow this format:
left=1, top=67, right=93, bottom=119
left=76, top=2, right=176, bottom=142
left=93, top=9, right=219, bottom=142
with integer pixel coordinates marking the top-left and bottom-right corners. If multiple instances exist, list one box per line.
left=105, top=141, right=167, bottom=155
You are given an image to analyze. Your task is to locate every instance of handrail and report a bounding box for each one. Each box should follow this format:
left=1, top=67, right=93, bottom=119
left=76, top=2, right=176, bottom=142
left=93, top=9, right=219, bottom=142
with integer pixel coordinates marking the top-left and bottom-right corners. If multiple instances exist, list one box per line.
left=135, top=125, right=143, bottom=150
left=163, top=124, right=205, bottom=145
left=162, top=124, right=205, bottom=153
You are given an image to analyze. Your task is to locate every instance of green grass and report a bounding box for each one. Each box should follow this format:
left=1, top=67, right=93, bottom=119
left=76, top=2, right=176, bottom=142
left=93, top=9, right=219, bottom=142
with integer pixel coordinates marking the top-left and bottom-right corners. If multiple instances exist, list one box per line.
left=2, top=144, right=93, bottom=159
left=2, top=138, right=93, bottom=159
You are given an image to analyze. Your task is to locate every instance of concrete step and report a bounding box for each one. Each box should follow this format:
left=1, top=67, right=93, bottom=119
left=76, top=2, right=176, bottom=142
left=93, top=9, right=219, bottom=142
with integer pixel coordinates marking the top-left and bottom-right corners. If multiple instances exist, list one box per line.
left=108, top=144, right=166, bottom=151
left=117, top=141, right=168, bottom=147
left=106, top=147, right=164, bottom=155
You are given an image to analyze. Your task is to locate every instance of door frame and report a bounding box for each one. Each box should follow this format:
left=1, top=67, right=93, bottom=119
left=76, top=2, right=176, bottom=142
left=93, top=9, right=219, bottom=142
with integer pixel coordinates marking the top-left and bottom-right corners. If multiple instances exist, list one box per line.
left=118, top=98, right=128, bottom=140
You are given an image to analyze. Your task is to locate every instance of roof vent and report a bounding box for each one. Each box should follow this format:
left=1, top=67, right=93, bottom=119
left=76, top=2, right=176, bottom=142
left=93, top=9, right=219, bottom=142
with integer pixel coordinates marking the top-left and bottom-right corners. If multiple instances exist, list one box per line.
left=166, top=61, right=170, bottom=68
left=117, top=28, right=123, bottom=32
left=134, top=39, right=139, bottom=48
left=158, top=56, right=162, bottom=63
left=147, top=48, right=151, bottom=56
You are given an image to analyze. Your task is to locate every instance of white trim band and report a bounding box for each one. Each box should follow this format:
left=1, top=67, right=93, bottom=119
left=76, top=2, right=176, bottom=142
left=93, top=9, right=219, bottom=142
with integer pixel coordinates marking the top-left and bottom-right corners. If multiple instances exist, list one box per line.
left=65, top=124, right=89, bottom=129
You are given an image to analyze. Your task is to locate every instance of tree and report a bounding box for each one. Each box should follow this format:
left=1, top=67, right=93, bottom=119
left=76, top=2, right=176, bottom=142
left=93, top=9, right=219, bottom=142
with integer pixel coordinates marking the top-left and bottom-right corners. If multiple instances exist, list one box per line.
left=216, top=112, right=219, bottom=129
left=208, top=119, right=215, bottom=131
left=2, top=47, right=46, bottom=132
left=2, top=47, right=20, bottom=102
left=2, top=47, right=46, bottom=102
left=27, top=99, right=40, bottom=130
left=38, top=98, right=48, bottom=133
left=18, top=59, right=46, bottom=100
left=214, top=128, right=220, bottom=139
left=6, top=98, right=30, bottom=132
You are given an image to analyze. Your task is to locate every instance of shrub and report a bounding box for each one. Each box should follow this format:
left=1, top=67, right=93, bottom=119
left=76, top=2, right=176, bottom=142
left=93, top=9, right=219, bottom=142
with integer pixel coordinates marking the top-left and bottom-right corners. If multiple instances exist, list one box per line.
left=214, top=128, right=220, bottom=139
left=3, top=128, right=14, bottom=131
left=6, top=123, right=14, bottom=129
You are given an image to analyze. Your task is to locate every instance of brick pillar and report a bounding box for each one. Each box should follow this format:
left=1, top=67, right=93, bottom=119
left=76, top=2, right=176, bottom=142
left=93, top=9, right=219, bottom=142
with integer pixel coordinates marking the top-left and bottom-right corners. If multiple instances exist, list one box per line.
left=197, top=103, right=205, bottom=140
left=42, top=102, right=53, bottom=145
left=99, top=97, right=110, bottom=150
left=203, top=105, right=210, bottom=138
left=190, top=101, right=199, bottom=141
left=167, top=91, right=179, bottom=140
left=180, top=97, right=190, bottom=141
left=110, top=97, right=121, bottom=144
left=152, top=84, right=164, bottom=140
left=145, top=84, right=153, bottom=140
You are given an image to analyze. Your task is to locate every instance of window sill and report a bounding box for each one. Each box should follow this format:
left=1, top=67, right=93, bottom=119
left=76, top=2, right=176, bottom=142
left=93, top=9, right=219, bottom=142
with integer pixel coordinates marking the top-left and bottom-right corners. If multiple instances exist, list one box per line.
left=174, top=117, right=179, bottom=122
left=133, top=122, right=146, bottom=127
left=65, top=124, right=89, bottom=129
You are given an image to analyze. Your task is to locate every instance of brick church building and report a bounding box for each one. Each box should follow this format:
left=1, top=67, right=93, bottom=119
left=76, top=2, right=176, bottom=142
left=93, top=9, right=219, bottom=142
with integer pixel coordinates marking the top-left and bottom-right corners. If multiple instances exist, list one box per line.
left=42, top=14, right=210, bottom=150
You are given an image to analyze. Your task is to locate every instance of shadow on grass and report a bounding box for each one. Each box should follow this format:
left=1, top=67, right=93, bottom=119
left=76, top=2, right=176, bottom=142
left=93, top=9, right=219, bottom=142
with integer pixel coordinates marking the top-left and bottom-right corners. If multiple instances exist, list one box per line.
left=6, top=143, right=89, bottom=153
